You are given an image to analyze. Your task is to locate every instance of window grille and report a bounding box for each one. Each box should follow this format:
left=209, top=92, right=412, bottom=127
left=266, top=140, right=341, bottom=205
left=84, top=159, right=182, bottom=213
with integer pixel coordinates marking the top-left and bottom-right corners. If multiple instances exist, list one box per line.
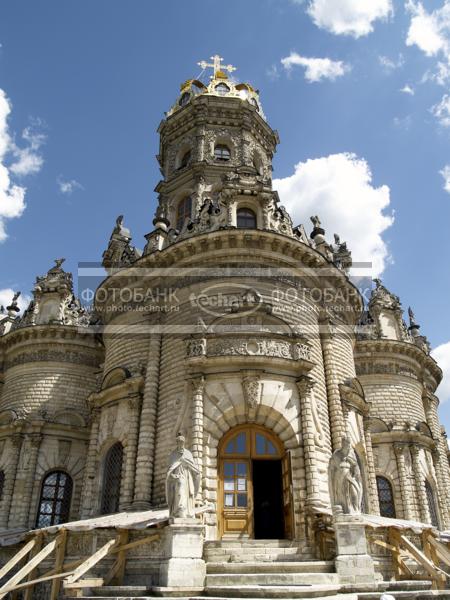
left=425, top=480, right=439, bottom=528
left=100, top=442, right=123, bottom=515
left=376, top=476, right=396, bottom=518
left=237, top=208, right=256, bottom=229
left=36, top=471, right=73, bottom=528
left=214, top=144, right=231, bottom=162
left=176, top=196, right=192, bottom=231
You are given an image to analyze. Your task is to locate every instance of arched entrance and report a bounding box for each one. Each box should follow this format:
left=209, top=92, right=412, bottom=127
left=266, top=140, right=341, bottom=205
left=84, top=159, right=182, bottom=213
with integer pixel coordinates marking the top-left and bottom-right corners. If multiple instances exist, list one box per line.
left=218, top=425, right=293, bottom=539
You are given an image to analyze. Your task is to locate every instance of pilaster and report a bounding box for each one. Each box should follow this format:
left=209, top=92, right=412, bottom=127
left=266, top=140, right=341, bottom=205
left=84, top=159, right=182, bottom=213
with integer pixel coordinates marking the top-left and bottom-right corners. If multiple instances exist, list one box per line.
left=409, top=444, right=430, bottom=524
left=2, top=430, right=22, bottom=529
left=80, top=408, right=101, bottom=518
left=133, top=333, right=162, bottom=509
left=394, top=444, right=414, bottom=521
left=120, top=394, right=142, bottom=509
left=363, top=423, right=380, bottom=515
left=320, top=322, right=345, bottom=451
left=190, top=376, right=205, bottom=499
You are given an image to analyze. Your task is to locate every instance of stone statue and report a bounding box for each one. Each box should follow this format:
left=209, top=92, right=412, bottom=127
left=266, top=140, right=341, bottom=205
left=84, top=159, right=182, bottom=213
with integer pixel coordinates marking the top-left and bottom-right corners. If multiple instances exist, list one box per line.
left=166, top=433, right=201, bottom=519
left=328, top=437, right=363, bottom=515
left=54, top=258, right=65, bottom=269
left=310, top=215, right=321, bottom=229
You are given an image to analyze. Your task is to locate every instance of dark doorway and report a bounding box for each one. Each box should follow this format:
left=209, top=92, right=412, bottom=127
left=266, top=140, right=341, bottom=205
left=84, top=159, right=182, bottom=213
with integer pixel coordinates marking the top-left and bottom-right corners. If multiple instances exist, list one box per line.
left=252, top=459, right=284, bottom=539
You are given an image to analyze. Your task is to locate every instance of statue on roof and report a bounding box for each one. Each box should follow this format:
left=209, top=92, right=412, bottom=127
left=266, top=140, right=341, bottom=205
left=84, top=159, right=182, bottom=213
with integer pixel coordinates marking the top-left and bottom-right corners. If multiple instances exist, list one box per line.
left=408, top=306, right=418, bottom=328
left=310, top=215, right=321, bottom=229
left=7, top=291, right=21, bottom=314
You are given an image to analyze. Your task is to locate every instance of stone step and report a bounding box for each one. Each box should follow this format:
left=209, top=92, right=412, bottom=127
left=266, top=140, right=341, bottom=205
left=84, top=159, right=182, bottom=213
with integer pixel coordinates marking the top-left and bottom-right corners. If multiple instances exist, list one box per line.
left=206, top=573, right=339, bottom=586
left=88, top=586, right=152, bottom=597
left=203, top=584, right=342, bottom=598
left=205, top=540, right=308, bottom=548
left=207, top=561, right=335, bottom=574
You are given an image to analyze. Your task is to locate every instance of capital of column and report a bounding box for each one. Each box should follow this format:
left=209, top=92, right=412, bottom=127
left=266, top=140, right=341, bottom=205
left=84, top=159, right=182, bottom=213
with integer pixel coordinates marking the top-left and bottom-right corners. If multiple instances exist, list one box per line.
left=409, top=443, right=422, bottom=458
left=190, top=375, right=205, bottom=396
left=296, top=375, right=315, bottom=397
left=394, top=443, right=408, bottom=457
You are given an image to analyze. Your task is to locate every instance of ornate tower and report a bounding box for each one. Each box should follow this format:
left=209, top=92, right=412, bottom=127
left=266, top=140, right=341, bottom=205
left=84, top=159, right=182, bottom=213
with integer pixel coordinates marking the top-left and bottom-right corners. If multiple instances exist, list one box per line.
left=144, top=55, right=301, bottom=254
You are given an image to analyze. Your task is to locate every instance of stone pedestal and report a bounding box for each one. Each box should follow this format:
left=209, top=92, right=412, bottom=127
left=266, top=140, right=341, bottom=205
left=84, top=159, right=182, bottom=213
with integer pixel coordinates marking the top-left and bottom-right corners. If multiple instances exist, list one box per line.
left=158, top=519, right=205, bottom=590
left=334, top=513, right=376, bottom=585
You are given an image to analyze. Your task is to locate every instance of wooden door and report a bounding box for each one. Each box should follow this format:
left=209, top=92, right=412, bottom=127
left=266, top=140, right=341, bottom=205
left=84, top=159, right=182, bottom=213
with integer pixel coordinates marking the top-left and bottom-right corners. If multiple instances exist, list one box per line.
left=218, top=425, right=284, bottom=538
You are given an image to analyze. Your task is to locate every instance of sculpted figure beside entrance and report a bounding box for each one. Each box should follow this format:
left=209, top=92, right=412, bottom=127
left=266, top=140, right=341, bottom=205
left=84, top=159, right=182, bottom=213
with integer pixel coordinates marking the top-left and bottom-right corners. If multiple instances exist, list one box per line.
left=328, top=437, right=363, bottom=515
left=166, top=433, right=201, bottom=519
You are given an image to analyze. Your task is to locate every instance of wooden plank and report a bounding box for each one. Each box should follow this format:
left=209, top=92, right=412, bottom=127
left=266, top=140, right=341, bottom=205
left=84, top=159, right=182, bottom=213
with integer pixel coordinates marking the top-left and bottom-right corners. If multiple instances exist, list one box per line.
left=0, top=570, right=75, bottom=596
left=0, top=538, right=58, bottom=599
left=111, top=532, right=160, bottom=554
left=50, top=529, right=68, bottom=600
left=399, top=534, right=446, bottom=589
left=64, top=578, right=104, bottom=588
left=105, top=529, right=128, bottom=586
left=429, top=536, right=450, bottom=568
left=23, top=533, right=44, bottom=600
left=373, top=538, right=397, bottom=553
left=63, top=538, right=117, bottom=586
left=0, top=538, right=36, bottom=581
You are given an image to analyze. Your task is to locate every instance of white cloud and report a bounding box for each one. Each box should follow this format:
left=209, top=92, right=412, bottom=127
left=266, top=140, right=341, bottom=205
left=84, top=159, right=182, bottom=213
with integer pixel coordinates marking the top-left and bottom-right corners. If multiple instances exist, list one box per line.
left=379, top=54, right=405, bottom=71
left=57, top=176, right=83, bottom=195
left=273, top=153, right=394, bottom=277
left=9, top=121, right=46, bottom=177
left=440, top=165, right=450, bottom=192
left=431, top=93, right=450, bottom=126
left=266, top=64, right=280, bottom=81
left=306, top=0, right=393, bottom=38
left=400, top=84, right=415, bottom=95
left=0, top=90, right=26, bottom=242
left=281, top=52, right=350, bottom=82
left=393, top=115, right=412, bottom=129
left=0, top=288, right=30, bottom=313
left=406, top=0, right=450, bottom=57
left=431, top=341, right=450, bottom=403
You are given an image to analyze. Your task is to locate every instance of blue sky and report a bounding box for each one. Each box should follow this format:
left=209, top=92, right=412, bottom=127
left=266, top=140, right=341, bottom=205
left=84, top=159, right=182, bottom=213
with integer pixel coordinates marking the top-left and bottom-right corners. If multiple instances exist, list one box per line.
left=1, top=0, right=450, bottom=422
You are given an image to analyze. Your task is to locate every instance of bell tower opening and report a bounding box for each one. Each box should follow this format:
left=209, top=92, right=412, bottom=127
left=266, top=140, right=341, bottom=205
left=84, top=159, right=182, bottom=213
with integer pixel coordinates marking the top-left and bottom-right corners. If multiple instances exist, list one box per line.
left=218, top=425, right=293, bottom=539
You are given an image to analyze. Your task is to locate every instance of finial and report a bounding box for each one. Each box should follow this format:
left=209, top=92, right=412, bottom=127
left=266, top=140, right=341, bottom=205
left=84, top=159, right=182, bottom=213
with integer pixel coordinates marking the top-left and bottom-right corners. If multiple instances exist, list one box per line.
left=408, top=306, right=419, bottom=330
left=198, top=55, right=236, bottom=79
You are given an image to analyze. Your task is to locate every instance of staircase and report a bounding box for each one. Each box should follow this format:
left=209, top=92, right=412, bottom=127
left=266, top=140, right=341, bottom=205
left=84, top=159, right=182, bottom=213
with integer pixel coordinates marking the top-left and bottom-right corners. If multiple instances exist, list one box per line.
left=202, top=539, right=340, bottom=598
left=63, top=539, right=446, bottom=600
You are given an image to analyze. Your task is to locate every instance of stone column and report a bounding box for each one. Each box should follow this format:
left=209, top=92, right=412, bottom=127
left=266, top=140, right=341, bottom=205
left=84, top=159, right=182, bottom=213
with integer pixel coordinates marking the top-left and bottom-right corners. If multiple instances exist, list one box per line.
left=394, top=444, right=414, bottom=521
left=80, top=407, right=101, bottom=518
left=16, top=432, right=42, bottom=528
left=410, top=444, right=430, bottom=523
left=320, top=322, right=345, bottom=451
left=296, top=376, right=322, bottom=512
left=431, top=448, right=447, bottom=528
left=423, top=393, right=450, bottom=526
left=363, top=423, right=380, bottom=515
left=133, top=333, right=162, bottom=509
left=2, top=431, right=22, bottom=529
left=190, top=376, right=205, bottom=499
left=120, top=393, right=142, bottom=510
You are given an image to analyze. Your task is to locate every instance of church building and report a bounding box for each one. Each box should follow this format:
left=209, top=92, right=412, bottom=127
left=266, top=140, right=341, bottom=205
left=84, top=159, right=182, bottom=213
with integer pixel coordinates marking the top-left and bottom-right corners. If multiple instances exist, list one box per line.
left=0, top=56, right=449, bottom=598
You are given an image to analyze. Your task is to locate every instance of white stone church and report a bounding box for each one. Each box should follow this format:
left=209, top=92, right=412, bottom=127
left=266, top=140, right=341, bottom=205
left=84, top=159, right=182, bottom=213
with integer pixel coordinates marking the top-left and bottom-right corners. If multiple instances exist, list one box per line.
left=0, top=57, right=449, bottom=599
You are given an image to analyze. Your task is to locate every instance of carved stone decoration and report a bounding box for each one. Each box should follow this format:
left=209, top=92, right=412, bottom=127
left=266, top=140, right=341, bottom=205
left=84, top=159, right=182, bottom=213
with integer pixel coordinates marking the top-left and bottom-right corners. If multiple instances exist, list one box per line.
left=328, top=437, right=363, bottom=515
left=202, top=337, right=311, bottom=361
left=242, top=373, right=261, bottom=422
left=102, top=215, right=142, bottom=270
left=186, top=338, right=206, bottom=357
left=165, top=433, right=201, bottom=519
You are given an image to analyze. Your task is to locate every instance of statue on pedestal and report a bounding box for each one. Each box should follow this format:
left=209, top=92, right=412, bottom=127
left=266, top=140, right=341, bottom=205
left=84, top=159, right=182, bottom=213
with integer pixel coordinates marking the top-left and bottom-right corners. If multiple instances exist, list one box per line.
left=328, top=436, right=363, bottom=514
left=166, top=433, right=201, bottom=519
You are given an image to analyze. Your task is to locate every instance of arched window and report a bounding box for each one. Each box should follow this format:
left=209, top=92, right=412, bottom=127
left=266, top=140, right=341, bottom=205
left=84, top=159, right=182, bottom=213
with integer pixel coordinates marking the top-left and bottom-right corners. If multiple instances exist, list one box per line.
left=0, top=470, right=4, bottom=501
left=376, top=476, right=396, bottom=518
left=237, top=208, right=257, bottom=229
left=215, top=83, right=230, bottom=96
left=179, top=150, right=191, bottom=170
left=176, top=196, right=192, bottom=231
left=425, top=480, right=439, bottom=528
left=36, top=471, right=73, bottom=528
left=214, top=144, right=231, bottom=162
left=179, top=92, right=190, bottom=107
left=101, top=442, right=123, bottom=515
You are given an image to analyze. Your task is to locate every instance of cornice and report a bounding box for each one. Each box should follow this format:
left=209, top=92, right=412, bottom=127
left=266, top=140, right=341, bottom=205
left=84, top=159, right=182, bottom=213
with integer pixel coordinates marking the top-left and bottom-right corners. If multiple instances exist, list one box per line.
left=88, top=375, right=144, bottom=407
left=355, top=338, right=441, bottom=384
left=1, top=324, right=102, bottom=352
left=372, top=430, right=436, bottom=450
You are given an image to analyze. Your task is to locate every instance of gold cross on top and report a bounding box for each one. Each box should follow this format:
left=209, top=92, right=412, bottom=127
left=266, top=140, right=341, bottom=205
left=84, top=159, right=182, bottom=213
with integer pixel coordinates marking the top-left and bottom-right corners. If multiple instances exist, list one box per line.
left=198, top=55, right=236, bottom=78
